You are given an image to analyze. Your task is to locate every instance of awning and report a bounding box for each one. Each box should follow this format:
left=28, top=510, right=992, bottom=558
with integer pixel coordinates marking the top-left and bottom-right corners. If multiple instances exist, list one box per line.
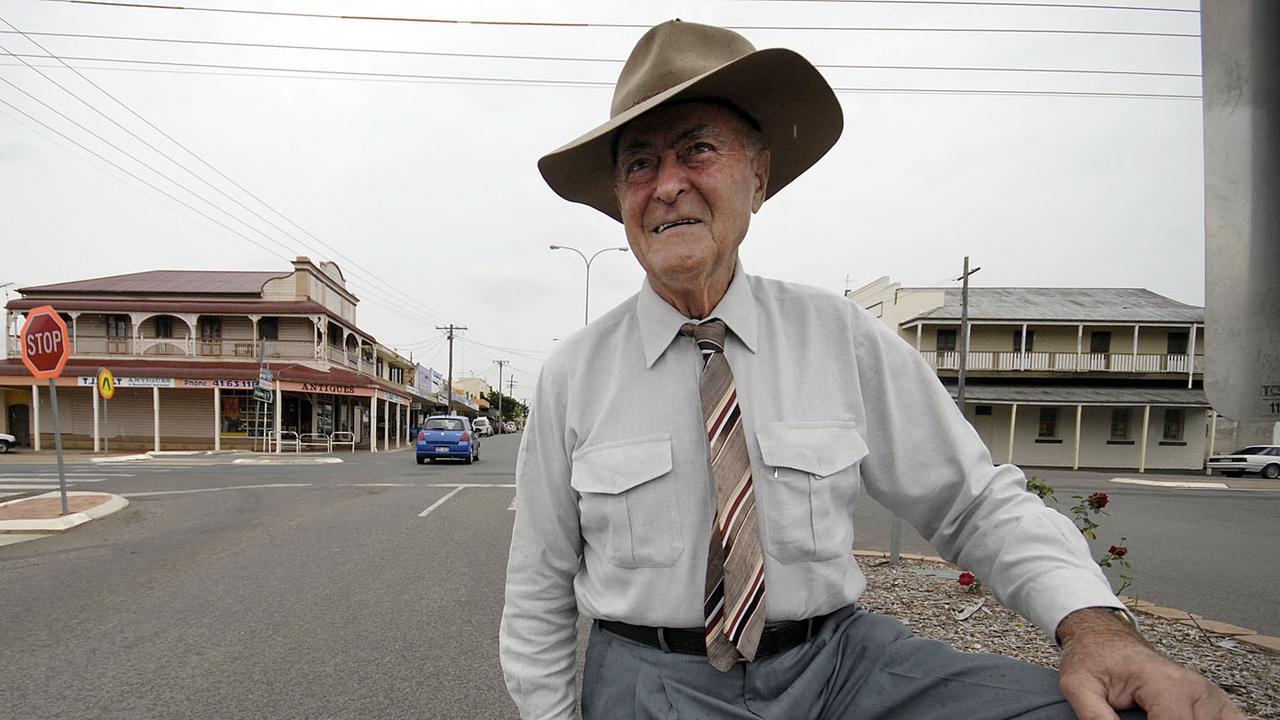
left=949, top=384, right=1209, bottom=407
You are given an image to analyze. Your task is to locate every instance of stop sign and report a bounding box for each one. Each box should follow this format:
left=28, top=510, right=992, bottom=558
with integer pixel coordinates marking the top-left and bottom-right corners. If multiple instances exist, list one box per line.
left=20, top=305, right=70, bottom=380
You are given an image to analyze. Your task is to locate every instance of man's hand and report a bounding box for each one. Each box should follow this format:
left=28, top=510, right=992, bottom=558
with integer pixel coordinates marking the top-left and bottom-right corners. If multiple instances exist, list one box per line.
left=1056, top=608, right=1244, bottom=720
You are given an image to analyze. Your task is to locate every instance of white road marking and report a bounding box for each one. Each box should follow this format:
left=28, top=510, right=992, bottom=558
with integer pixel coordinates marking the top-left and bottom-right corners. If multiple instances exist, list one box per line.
left=339, top=482, right=410, bottom=487
left=0, top=484, right=64, bottom=490
left=0, top=473, right=135, bottom=478
left=1110, top=478, right=1230, bottom=490
left=428, top=483, right=517, bottom=488
left=121, top=483, right=312, bottom=497
left=418, top=487, right=466, bottom=517
left=232, top=457, right=344, bottom=465
left=508, top=495, right=516, bottom=511
left=0, top=477, right=109, bottom=483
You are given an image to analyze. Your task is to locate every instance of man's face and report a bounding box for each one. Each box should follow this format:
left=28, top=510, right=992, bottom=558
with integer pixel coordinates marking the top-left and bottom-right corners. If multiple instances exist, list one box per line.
left=613, top=102, right=770, bottom=291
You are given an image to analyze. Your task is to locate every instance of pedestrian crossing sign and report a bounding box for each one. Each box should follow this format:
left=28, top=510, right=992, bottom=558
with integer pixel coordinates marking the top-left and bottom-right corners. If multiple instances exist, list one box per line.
left=97, top=368, right=116, bottom=401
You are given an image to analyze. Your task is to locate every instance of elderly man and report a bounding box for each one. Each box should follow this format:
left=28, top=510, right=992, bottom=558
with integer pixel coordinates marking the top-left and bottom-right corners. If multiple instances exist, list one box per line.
left=501, top=20, right=1240, bottom=720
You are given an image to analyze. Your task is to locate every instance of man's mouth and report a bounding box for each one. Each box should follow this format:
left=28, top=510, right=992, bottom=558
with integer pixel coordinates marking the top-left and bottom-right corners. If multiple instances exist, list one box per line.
left=653, top=219, right=701, bottom=234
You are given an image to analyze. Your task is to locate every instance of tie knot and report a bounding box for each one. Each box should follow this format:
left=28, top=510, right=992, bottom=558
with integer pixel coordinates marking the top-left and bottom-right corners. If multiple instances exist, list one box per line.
left=680, top=319, right=727, bottom=353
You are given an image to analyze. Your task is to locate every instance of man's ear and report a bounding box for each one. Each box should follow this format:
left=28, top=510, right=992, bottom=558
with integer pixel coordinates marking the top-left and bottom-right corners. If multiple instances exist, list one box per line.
left=750, top=150, right=771, bottom=213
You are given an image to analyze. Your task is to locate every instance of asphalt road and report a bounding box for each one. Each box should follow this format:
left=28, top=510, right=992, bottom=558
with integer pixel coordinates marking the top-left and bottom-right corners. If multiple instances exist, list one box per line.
left=2, top=442, right=1277, bottom=719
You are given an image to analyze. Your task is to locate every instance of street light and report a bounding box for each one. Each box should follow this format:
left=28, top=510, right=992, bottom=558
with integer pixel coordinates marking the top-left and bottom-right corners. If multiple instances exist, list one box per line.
left=549, top=244, right=629, bottom=325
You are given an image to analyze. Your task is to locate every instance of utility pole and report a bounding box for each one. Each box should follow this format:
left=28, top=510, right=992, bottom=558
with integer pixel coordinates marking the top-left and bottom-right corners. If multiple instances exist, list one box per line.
left=436, top=324, right=467, bottom=412
left=955, top=256, right=981, bottom=412
left=507, top=376, right=517, bottom=409
left=494, top=360, right=509, bottom=425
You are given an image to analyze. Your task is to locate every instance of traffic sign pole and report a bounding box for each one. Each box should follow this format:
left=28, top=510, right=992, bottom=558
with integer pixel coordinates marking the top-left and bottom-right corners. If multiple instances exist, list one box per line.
left=48, top=379, right=69, bottom=515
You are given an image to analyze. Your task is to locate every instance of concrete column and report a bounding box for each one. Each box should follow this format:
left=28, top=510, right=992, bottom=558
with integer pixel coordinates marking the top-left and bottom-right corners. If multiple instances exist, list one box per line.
left=396, top=403, right=403, bottom=448
left=153, top=386, right=161, bottom=452
left=1205, top=410, right=1218, bottom=475
left=1007, top=403, right=1017, bottom=465
left=1187, top=323, right=1198, bottom=388
left=274, top=380, right=282, bottom=453
left=1072, top=404, right=1083, bottom=470
left=1076, top=324, right=1083, bottom=370
left=1019, top=322, right=1028, bottom=370
left=1132, top=325, right=1140, bottom=358
left=32, top=383, right=40, bottom=451
left=383, top=397, right=390, bottom=450
left=1139, top=405, right=1151, bottom=473
left=371, top=393, right=378, bottom=453
left=915, top=324, right=922, bottom=351
left=214, top=386, right=222, bottom=451
left=93, top=382, right=100, bottom=453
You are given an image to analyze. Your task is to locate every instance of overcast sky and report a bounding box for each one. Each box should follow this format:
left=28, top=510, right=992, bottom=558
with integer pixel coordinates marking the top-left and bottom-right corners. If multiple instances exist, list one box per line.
left=0, top=0, right=1204, bottom=397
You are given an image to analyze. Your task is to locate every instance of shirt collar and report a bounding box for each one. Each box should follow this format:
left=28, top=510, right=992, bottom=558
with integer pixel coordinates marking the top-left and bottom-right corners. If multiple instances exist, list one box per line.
left=637, top=262, right=758, bottom=368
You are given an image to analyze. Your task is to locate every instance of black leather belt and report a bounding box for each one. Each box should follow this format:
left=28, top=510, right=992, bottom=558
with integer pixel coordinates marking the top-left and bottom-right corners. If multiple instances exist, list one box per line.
left=598, top=613, right=832, bottom=658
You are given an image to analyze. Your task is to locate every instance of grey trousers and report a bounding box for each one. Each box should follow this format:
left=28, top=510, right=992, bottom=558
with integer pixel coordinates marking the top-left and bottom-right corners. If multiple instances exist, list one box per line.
left=582, top=605, right=1147, bottom=720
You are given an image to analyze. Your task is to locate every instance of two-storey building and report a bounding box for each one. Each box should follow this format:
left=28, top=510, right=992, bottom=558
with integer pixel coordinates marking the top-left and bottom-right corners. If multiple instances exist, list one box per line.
left=850, top=278, right=1213, bottom=471
left=1, top=257, right=430, bottom=452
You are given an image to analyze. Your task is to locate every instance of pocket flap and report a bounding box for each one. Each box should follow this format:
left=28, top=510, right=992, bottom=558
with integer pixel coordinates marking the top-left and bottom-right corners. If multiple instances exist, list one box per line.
left=757, top=421, right=869, bottom=477
left=571, top=434, right=673, bottom=495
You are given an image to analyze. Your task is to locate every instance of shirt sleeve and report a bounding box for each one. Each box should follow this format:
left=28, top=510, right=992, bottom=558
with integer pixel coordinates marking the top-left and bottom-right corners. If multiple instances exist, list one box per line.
left=499, top=361, right=583, bottom=720
left=848, top=305, right=1126, bottom=640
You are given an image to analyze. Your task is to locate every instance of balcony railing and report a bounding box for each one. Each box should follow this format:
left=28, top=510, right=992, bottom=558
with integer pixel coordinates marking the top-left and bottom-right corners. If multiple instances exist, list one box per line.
left=921, top=350, right=1203, bottom=374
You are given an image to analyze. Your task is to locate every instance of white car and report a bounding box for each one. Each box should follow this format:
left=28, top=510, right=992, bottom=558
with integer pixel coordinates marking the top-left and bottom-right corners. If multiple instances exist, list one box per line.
left=1207, top=445, right=1280, bottom=479
left=0, top=432, right=14, bottom=454
left=472, top=417, right=494, bottom=437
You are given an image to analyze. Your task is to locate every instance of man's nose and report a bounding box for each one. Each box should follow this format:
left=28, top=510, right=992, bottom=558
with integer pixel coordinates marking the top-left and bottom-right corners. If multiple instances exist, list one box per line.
left=654, top=153, right=690, bottom=204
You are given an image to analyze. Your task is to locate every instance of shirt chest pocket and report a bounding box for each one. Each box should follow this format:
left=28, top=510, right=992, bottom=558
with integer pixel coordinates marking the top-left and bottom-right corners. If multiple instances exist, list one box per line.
left=757, top=421, right=869, bottom=564
left=570, top=435, right=684, bottom=569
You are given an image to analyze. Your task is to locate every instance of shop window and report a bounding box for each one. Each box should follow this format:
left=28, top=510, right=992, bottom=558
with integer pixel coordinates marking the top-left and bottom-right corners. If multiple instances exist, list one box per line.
left=936, top=329, right=957, bottom=352
left=1110, top=408, right=1131, bottom=440
left=1038, top=407, right=1059, bottom=439
left=1013, top=329, right=1035, bottom=352
left=258, top=317, right=278, bottom=340
left=220, top=390, right=272, bottom=437
left=1162, top=408, right=1185, bottom=442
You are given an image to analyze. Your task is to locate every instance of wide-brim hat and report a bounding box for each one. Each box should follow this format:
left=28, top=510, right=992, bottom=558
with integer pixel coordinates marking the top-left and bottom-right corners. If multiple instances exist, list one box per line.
left=538, top=20, right=844, bottom=222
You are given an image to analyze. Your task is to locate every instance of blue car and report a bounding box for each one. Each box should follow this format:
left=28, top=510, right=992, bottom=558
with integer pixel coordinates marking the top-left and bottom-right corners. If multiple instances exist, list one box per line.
left=416, top=415, right=480, bottom=464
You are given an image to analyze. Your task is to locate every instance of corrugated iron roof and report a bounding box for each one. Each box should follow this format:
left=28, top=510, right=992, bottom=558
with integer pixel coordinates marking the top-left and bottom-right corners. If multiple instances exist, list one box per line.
left=19, top=270, right=291, bottom=296
left=912, top=288, right=1203, bottom=324
left=948, top=384, right=1208, bottom=406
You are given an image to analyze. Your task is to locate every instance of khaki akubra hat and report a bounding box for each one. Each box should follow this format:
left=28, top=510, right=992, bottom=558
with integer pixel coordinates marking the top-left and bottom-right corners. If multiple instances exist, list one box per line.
left=537, top=19, right=844, bottom=222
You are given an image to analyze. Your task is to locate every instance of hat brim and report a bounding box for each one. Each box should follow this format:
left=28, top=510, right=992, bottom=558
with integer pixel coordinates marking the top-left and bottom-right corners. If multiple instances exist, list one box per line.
left=537, top=48, right=844, bottom=222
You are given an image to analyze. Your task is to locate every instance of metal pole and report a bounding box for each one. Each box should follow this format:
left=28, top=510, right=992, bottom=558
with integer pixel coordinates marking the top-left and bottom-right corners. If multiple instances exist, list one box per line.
left=957, top=256, right=970, bottom=410
left=103, top=393, right=109, bottom=454
left=48, top=379, right=68, bottom=514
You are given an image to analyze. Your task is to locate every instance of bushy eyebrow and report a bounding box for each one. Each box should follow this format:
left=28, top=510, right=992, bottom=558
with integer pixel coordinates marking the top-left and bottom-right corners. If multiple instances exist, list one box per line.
left=616, top=124, right=725, bottom=164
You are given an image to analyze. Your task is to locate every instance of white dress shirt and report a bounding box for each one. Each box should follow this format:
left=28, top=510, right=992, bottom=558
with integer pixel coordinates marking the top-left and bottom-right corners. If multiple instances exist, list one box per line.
left=500, top=266, right=1124, bottom=720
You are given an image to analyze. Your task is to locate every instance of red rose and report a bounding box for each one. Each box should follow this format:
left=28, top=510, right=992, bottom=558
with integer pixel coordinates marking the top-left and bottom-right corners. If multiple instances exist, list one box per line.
left=1087, top=492, right=1109, bottom=510
left=958, top=572, right=975, bottom=586
left=1108, top=545, right=1127, bottom=558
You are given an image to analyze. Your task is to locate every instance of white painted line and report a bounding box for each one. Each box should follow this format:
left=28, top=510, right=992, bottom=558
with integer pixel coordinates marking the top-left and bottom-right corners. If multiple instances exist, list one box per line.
left=0, top=484, right=65, bottom=490
left=428, top=483, right=517, bottom=488
left=121, top=483, right=312, bottom=497
left=232, top=457, right=344, bottom=465
left=0, top=473, right=135, bottom=478
left=1110, top=478, right=1230, bottom=490
left=0, top=477, right=109, bottom=483
left=508, top=495, right=516, bottom=511
left=340, top=482, right=410, bottom=487
left=418, top=487, right=465, bottom=517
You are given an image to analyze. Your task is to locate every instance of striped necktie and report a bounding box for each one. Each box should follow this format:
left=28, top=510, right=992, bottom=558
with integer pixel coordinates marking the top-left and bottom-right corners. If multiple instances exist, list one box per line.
left=681, top=319, right=765, bottom=672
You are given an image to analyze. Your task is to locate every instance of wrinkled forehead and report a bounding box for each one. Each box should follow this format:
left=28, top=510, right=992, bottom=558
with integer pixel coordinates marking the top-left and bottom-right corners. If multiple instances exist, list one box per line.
left=612, top=99, right=762, bottom=160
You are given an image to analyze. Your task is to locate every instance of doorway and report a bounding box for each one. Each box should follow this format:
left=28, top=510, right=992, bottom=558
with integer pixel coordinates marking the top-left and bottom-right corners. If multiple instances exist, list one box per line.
left=7, top=404, right=30, bottom=446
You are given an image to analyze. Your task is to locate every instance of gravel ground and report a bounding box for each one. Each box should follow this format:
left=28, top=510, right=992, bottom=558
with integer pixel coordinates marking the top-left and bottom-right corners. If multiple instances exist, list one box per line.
left=858, top=557, right=1280, bottom=719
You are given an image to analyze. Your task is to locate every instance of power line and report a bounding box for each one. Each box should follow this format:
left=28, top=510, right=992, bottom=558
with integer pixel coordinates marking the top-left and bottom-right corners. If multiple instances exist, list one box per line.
left=0, top=30, right=1202, bottom=78
left=0, top=20, right=465, bottom=330
left=0, top=55, right=1200, bottom=100
left=734, top=0, right=1198, bottom=12
left=40, top=1, right=1200, bottom=37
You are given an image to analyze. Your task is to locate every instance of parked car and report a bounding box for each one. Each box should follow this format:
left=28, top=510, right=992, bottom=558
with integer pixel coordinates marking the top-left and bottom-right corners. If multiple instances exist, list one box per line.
left=0, top=432, right=14, bottom=453
left=472, top=417, right=494, bottom=437
left=504, top=421, right=517, bottom=433
left=416, top=416, right=480, bottom=464
left=1207, top=445, right=1280, bottom=479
